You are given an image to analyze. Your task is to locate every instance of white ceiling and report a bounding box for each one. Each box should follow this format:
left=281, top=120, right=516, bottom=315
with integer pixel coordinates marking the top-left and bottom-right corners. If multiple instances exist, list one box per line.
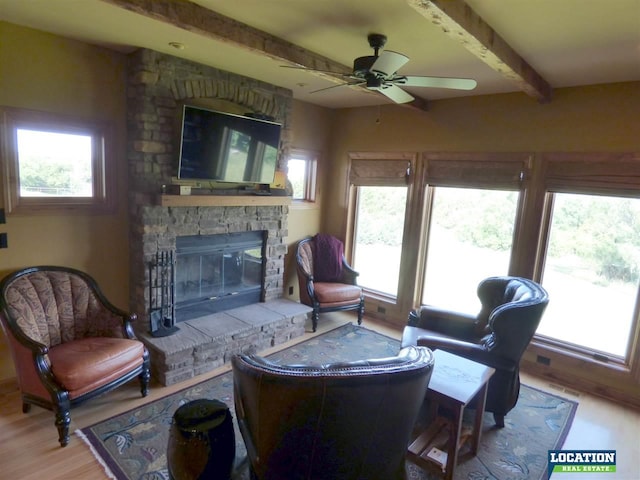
left=1, top=0, right=639, bottom=109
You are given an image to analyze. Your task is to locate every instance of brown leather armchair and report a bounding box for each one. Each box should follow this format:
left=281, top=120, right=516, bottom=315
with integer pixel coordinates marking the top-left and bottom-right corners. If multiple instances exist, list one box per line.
left=401, top=276, right=548, bottom=427
left=0, top=266, right=150, bottom=447
left=295, top=235, right=364, bottom=332
left=232, top=346, right=435, bottom=480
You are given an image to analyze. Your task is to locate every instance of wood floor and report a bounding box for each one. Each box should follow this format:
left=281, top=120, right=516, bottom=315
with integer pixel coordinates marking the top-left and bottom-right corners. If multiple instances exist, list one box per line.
left=1, top=313, right=638, bottom=480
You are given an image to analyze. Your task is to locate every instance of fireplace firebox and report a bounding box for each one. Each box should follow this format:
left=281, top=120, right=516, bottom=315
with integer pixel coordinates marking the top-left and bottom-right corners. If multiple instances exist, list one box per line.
left=175, top=231, right=266, bottom=321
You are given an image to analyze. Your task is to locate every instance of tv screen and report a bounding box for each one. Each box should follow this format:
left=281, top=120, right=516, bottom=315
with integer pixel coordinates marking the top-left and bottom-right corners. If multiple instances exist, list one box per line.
left=178, top=105, right=281, bottom=184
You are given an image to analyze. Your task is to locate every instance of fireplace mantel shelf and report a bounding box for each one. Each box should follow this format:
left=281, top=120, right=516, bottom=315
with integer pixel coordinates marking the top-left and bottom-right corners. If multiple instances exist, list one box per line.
left=158, top=194, right=292, bottom=207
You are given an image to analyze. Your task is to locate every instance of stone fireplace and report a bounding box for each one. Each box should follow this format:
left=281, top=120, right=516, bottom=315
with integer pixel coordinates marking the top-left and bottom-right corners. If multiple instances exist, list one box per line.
left=137, top=203, right=289, bottom=326
left=125, top=49, right=309, bottom=384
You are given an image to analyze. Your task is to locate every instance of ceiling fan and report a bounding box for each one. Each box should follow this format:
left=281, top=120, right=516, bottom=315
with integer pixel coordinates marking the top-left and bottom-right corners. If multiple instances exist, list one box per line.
left=285, top=33, right=477, bottom=104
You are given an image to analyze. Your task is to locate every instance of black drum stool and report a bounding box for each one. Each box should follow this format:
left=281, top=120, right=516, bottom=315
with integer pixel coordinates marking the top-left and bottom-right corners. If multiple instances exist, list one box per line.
left=167, top=399, right=236, bottom=480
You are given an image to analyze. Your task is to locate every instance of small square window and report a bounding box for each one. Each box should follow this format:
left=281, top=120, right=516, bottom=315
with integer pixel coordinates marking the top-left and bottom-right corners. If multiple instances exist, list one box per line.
left=16, top=129, right=94, bottom=197
left=1, top=107, right=114, bottom=214
left=287, top=149, right=317, bottom=202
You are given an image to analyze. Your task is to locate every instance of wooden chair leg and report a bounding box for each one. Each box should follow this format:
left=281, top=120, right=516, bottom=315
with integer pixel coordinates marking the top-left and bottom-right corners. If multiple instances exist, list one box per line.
left=55, top=407, right=71, bottom=447
left=493, top=412, right=505, bottom=428
left=139, top=367, right=150, bottom=397
left=312, top=309, right=319, bottom=332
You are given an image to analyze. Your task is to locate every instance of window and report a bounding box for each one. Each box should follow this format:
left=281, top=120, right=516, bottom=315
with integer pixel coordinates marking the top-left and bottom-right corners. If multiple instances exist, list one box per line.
left=353, top=185, right=408, bottom=295
left=1, top=107, right=115, bottom=214
left=537, top=192, right=640, bottom=358
left=422, top=187, right=519, bottom=313
left=347, top=153, right=414, bottom=299
left=531, top=153, right=640, bottom=364
left=287, top=149, right=317, bottom=201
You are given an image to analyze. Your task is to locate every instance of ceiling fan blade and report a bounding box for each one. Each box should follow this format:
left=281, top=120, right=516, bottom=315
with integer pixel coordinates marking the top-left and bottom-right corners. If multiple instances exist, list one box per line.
left=309, top=81, right=365, bottom=94
left=371, top=51, right=410, bottom=78
left=395, top=76, right=477, bottom=90
left=378, top=84, right=415, bottom=104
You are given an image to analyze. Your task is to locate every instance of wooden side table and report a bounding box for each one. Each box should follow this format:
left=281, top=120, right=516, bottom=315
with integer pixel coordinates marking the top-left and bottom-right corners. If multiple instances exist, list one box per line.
left=407, top=350, right=495, bottom=480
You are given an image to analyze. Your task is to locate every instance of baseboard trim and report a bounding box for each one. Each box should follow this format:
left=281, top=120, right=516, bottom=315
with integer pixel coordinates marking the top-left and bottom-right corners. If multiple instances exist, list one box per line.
left=0, top=377, right=18, bottom=395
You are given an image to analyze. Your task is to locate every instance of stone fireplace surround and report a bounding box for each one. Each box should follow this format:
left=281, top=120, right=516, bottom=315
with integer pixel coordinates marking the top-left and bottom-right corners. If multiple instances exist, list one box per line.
left=126, top=49, right=309, bottom=385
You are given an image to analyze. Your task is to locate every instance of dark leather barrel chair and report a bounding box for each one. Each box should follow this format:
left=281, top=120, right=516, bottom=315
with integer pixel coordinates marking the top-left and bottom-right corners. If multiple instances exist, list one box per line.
left=0, top=266, right=150, bottom=446
left=402, top=276, right=548, bottom=427
left=232, top=346, right=435, bottom=480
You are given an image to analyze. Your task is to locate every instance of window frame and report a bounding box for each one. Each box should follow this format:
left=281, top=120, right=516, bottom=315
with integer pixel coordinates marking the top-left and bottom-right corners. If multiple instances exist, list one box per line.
left=531, top=153, right=640, bottom=366
left=420, top=184, right=523, bottom=314
left=345, top=152, right=419, bottom=317
left=1, top=107, right=115, bottom=215
left=534, top=190, right=639, bottom=364
left=287, top=148, right=318, bottom=203
left=419, top=152, right=532, bottom=305
left=351, top=183, right=411, bottom=299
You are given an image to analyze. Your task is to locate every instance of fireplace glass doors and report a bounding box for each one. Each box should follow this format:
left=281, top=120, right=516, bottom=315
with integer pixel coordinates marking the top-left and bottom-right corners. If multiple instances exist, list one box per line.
left=175, top=231, right=265, bottom=321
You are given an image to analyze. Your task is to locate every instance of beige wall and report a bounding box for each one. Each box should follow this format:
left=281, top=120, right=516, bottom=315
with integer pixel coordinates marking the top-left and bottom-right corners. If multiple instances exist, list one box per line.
left=0, top=22, right=130, bottom=381
left=284, top=100, right=335, bottom=300
left=324, top=82, right=640, bottom=235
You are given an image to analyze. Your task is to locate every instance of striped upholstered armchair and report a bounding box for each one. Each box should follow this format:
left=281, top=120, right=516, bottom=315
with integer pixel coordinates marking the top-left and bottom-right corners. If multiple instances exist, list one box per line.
left=295, top=235, right=364, bottom=332
left=0, top=266, right=150, bottom=446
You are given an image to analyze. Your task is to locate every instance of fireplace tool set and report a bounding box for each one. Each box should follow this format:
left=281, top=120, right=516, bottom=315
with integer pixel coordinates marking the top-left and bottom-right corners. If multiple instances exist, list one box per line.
left=149, top=250, right=180, bottom=337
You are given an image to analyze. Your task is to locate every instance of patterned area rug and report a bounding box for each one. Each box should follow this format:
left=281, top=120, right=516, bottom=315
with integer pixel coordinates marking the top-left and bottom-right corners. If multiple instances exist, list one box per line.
left=77, top=323, right=577, bottom=480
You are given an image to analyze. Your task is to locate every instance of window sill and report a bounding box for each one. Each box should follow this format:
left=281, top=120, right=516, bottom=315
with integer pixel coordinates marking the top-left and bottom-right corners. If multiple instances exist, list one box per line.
left=290, top=200, right=319, bottom=210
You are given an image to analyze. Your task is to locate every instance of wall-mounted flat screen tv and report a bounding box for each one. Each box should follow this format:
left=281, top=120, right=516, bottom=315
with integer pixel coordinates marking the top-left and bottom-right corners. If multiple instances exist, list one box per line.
left=178, top=105, right=281, bottom=184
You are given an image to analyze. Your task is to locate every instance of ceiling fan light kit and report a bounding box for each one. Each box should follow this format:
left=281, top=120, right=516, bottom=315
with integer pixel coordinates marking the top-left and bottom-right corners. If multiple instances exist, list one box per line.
left=284, top=32, right=477, bottom=104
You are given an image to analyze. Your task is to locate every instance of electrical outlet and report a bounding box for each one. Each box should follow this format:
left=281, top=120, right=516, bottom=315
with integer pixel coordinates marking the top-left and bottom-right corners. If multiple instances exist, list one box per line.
left=536, top=355, right=550, bottom=366
left=0, top=233, right=7, bottom=248
left=288, top=286, right=294, bottom=295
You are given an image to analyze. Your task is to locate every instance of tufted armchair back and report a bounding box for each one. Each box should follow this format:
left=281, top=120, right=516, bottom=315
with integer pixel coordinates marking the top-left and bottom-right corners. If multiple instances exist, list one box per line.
left=2, top=268, right=126, bottom=348
left=475, top=276, right=549, bottom=362
left=296, top=238, right=314, bottom=278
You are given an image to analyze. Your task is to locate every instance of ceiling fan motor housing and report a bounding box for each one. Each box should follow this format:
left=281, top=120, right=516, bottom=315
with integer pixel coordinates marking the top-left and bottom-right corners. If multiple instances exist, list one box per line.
left=354, top=33, right=388, bottom=77
left=353, top=56, right=378, bottom=77
left=365, top=75, right=383, bottom=90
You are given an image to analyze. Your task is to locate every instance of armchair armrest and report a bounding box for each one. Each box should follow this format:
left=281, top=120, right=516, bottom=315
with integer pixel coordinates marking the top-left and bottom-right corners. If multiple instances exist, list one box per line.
left=417, top=335, right=485, bottom=355
left=409, top=306, right=478, bottom=340
left=341, top=258, right=359, bottom=285
left=417, top=335, right=517, bottom=372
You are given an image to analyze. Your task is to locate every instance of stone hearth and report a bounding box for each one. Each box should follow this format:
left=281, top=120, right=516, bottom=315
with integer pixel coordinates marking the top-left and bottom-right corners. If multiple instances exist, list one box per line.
left=140, top=299, right=311, bottom=386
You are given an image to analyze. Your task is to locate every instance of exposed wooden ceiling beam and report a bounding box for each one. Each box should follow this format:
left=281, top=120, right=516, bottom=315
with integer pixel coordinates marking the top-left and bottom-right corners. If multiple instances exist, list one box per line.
left=408, top=0, right=553, bottom=103
left=99, top=0, right=429, bottom=112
